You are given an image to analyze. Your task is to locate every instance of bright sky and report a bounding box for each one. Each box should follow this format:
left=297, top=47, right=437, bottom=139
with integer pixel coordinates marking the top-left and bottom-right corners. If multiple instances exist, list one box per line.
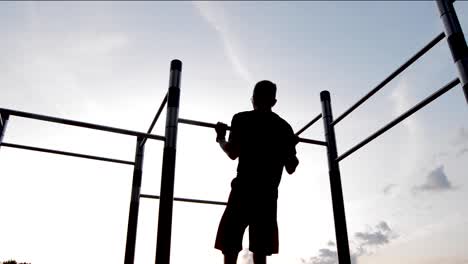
left=1, top=1, right=467, bottom=264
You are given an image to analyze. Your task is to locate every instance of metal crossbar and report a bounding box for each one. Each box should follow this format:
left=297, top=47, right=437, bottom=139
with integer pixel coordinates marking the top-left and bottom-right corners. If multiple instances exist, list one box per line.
left=332, top=32, right=446, bottom=126
left=179, top=117, right=229, bottom=129
left=141, top=94, right=168, bottom=147
left=337, top=78, right=460, bottom=162
left=179, top=117, right=326, bottom=146
left=298, top=137, right=327, bottom=146
left=295, top=113, right=322, bottom=136
left=0, top=108, right=165, bottom=141
left=140, top=194, right=227, bottom=206
left=1, top=142, right=135, bottom=165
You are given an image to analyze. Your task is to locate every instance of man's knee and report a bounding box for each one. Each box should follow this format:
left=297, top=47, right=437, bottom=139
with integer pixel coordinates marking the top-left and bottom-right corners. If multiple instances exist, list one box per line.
left=223, top=251, right=238, bottom=264
left=253, top=253, right=266, bottom=264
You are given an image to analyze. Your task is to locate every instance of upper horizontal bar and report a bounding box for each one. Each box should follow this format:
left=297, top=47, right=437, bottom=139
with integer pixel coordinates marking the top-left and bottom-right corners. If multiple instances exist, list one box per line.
left=180, top=117, right=326, bottom=146
left=140, top=194, right=227, bottom=206
left=179, top=118, right=231, bottom=130
left=332, top=32, right=446, bottom=126
left=0, top=108, right=165, bottom=141
left=1, top=142, right=135, bottom=165
left=295, top=113, right=322, bottom=136
left=337, top=78, right=460, bottom=162
left=141, top=94, right=168, bottom=147
left=298, top=137, right=327, bottom=146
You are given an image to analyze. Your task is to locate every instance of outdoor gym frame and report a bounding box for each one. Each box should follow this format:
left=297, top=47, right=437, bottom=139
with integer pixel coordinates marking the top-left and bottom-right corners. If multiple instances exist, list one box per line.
left=0, top=1, right=467, bottom=263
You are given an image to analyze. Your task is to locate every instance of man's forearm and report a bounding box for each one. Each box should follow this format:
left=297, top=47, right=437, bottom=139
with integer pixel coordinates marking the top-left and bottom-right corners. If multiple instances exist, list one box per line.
left=217, top=138, right=237, bottom=160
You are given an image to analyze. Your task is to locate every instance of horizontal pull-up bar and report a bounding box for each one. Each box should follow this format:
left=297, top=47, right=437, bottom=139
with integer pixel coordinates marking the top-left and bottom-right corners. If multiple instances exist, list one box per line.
left=0, top=142, right=135, bottom=165
left=179, top=117, right=326, bottom=146
left=140, top=193, right=227, bottom=206
left=337, top=77, right=460, bottom=162
left=179, top=118, right=230, bottom=130
left=298, top=137, right=327, bottom=146
left=332, top=32, right=446, bottom=126
left=141, top=94, right=168, bottom=147
left=295, top=113, right=322, bottom=136
left=0, top=108, right=165, bottom=141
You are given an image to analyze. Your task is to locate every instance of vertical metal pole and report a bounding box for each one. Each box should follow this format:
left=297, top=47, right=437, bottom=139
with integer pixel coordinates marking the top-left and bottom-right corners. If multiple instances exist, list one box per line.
left=124, top=136, right=145, bottom=264
left=155, top=59, right=182, bottom=264
left=0, top=112, right=10, bottom=150
left=320, top=91, right=351, bottom=264
left=437, top=0, right=468, bottom=104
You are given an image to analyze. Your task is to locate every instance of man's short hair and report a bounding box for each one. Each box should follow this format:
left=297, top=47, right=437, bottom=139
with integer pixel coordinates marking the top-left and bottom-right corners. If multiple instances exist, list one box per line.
left=253, top=80, right=277, bottom=106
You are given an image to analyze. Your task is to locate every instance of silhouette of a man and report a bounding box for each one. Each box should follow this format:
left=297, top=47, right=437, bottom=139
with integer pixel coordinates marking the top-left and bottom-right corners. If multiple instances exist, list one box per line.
left=214, top=80, right=299, bottom=264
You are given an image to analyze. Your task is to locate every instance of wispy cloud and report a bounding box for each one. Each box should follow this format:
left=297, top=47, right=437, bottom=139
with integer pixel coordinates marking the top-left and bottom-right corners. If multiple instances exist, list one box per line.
left=457, top=147, right=468, bottom=158
left=192, top=2, right=253, bottom=85
left=0, top=3, right=130, bottom=116
left=389, top=77, right=421, bottom=135
left=452, top=127, right=468, bottom=158
left=451, top=127, right=468, bottom=146
left=382, top=184, right=397, bottom=195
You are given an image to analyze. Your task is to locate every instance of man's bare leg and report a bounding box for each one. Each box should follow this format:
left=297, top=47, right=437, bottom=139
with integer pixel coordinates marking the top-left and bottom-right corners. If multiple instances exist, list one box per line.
left=253, top=254, right=266, bottom=264
left=224, top=252, right=238, bottom=264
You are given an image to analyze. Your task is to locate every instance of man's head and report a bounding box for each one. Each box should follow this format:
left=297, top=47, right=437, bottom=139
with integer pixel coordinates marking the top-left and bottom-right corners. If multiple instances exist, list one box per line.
left=252, top=80, right=277, bottom=111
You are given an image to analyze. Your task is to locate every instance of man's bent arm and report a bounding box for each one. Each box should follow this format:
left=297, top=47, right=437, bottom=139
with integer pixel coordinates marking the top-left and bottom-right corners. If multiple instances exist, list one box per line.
left=217, top=138, right=239, bottom=160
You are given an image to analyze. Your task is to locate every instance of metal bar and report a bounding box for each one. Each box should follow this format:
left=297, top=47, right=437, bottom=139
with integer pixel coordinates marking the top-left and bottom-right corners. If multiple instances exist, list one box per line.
left=0, top=112, right=10, bottom=150
left=295, top=113, right=322, bottom=136
left=332, top=32, right=446, bottom=126
left=141, top=94, right=168, bottom=147
left=179, top=118, right=231, bottom=130
left=140, top=194, right=227, bottom=206
left=298, top=137, right=327, bottom=146
left=155, top=59, right=182, bottom=264
left=0, top=142, right=135, bottom=165
left=179, top=117, right=326, bottom=146
left=320, top=91, right=352, bottom=264
left=337, top=78, right=460, bottom=162
left=124, top=137, right=145, bottom=264
left=437, top=0, right=468, bottom=103
left=0, top=108, right=165, bottom=141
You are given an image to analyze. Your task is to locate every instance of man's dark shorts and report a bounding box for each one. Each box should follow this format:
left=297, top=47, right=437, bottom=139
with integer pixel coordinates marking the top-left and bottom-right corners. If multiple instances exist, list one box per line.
left=214, top=187, right=279, bottom=256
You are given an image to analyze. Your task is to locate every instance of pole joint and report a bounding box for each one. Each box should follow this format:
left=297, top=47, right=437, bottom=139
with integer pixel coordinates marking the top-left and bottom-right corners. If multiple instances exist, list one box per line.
left=437, top=0, right=468, bottom=103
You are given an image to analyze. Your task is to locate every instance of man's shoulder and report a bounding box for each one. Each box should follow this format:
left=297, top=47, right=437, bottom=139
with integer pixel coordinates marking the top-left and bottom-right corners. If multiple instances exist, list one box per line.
left=272, top=112, right=293, bottom=131
left=234, top=110, right=254, bottom=117
left=232, top=110, right=254, bottom=121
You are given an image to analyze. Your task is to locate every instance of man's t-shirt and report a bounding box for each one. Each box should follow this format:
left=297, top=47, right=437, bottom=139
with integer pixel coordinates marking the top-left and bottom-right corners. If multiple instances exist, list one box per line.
left=228, top=110, right=297, bottom=196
